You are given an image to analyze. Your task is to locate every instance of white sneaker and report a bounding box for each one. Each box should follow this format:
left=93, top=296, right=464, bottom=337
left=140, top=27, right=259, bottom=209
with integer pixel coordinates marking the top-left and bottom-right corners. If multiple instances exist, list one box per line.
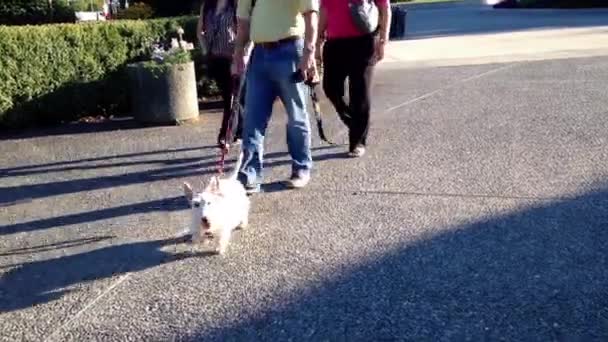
left=285, top=171, right=311, bottom=189
left=348, top=146, right=366, bottom=158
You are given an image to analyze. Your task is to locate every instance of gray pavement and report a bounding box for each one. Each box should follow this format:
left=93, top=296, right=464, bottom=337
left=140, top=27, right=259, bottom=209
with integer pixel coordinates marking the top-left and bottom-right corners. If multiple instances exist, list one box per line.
left=385, top=0, right=608, bottom=68
left=2, top=4, right=608, bottom=340
left=403, top=0, right=608, bottom=39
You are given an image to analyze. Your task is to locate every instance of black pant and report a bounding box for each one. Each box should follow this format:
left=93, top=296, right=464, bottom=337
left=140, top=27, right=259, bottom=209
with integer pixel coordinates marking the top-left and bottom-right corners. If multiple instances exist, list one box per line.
left=207, top=56, right=244, bottom=144
left=322, top=34, right=375, bottom=151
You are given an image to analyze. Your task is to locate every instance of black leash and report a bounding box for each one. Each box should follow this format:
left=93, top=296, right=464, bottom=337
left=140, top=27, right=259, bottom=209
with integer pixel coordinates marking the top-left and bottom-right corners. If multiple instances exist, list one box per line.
left=305, top=78, right=335, bottom=146
left=217, top=74, right=246, bottom=174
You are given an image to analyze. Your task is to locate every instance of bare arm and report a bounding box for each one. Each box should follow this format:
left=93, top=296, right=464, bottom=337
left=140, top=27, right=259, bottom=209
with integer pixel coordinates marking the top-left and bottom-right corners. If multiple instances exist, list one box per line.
left=302, top=10, right=318, bottom=55
left=316, top=5, right=327, bottom=53
left=234, top=17, right=252, bottom=57
left=377, top=3, right=391, bottom=43
left=231, top=17, right=252, bottom=75
left=234, top=0, right=254, bottom=59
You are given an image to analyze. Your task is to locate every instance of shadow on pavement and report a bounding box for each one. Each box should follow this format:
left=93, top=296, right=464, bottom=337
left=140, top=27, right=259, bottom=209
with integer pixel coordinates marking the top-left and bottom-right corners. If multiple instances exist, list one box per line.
left=0, top=145, right=216, bottom=177
left=0, top=146, right=339, bottom=206
left=188, top=185, right=608, bottom=341
left=0, top=147, right=342, bottom=235
left=0, top=160, right=220, bottom=206
left=0, top=196, right=186, bottom=236
left=0, top=236, right=213, bottom=313
left=0, top=236, right=115, bottom=257
left=0, top=119, right=145, bottom=142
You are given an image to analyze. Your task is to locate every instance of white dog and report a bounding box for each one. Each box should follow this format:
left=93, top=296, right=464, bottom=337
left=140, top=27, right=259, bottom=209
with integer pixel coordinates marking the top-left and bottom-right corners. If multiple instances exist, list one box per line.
left=182, top=151, right=250, bottom=255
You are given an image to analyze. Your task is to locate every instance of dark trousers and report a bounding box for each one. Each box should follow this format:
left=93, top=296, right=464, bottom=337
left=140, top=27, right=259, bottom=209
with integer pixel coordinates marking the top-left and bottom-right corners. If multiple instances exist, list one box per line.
left=322, top=34, right=375, bottom=151
left=207, top=56, right=244, bottom=144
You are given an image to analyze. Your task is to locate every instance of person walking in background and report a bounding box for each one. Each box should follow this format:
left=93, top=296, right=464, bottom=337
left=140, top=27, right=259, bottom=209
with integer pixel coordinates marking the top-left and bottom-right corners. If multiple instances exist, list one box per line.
left=316, top=0, right=391, bottom=157
left=197, top=0, right=243, bottom=148
left=231, top=0, right=319, bottom=194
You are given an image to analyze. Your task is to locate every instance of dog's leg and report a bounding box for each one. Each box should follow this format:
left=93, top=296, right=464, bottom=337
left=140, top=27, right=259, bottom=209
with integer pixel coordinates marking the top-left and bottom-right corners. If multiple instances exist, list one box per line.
left=238, top=212, right=249, bottom=229
left=192, top=230, right=202, bottom=244
left=188, top=215, right=201, bottom=243
left=216, top=230, right=232, bottom=255
left=238, top=201, right=250, bottom=229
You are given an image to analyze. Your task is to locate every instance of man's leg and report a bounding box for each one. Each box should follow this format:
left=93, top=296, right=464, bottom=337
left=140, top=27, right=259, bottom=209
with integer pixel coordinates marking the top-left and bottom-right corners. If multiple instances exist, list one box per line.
left=273, top=40, right=313, bottom=188
left=238, top=48, right=276, bottom=193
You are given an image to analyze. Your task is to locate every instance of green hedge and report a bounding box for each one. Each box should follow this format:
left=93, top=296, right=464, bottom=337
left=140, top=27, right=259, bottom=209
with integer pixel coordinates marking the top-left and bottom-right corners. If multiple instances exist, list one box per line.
left=0, top=16, right=201, bottom=128
left=68, top=0, right=106, bottom=12
left=0, top=0, right=76, bottom=25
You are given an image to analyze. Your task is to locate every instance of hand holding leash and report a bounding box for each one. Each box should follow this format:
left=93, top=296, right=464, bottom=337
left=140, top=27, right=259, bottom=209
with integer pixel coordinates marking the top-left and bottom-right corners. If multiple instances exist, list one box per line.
left=299, top=71, right=334, bottom=145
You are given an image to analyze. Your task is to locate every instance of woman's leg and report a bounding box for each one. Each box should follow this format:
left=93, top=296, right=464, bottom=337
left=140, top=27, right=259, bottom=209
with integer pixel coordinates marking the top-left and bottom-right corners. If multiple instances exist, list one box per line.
left=346, top=35, right=375, bottom=152
left=211, top=57, right=235, bottom=145
left=322, top=39, right=351, bottom=128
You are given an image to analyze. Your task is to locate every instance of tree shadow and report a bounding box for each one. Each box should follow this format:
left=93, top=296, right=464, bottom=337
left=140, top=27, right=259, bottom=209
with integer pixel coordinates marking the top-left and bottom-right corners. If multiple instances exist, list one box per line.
left=189, top=185, right=608, bottom=341
left=0, top=119, right=144, bottom=141
left=0, top=196, right=186, bottom=236
left=0, top=146, right=340, bottom=206
left=0, top=155, right=217, bottom=179
left=0, top=146, right=342, bottom=235
left=0, top=236, right=213, bottom=313
left=0, top=145, right=215, bottom=176
left=0, top=236, right=115, bottom=257
left=0, top=159, right=220, bottom=206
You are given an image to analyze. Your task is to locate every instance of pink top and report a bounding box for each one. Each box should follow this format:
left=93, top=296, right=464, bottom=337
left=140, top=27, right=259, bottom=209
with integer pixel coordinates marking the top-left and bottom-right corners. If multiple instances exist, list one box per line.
left=321, top=0, right=389, bottom=39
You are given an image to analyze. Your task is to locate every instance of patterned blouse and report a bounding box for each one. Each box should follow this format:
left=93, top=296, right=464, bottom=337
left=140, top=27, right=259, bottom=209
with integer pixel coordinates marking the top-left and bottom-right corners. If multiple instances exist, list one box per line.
left=203, top=5, right=236, bottom=58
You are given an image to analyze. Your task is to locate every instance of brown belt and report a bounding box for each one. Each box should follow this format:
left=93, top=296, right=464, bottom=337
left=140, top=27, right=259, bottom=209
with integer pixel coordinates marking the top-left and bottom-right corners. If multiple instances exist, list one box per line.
left=256, top=36, right=299, bottom=49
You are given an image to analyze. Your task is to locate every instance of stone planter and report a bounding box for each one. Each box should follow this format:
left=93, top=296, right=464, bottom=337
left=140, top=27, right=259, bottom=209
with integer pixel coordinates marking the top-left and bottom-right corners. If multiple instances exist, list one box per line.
left=127, top=61, right=199, bottom=125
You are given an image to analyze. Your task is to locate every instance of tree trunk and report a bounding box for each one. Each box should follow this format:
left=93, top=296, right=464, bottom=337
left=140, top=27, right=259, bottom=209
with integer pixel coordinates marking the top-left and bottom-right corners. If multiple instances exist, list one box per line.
left=48, top=0, right=54, bottom=22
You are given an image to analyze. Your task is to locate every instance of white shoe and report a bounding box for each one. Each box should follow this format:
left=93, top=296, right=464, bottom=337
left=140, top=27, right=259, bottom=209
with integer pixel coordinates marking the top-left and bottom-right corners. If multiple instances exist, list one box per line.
left=348, top=146, right=366, bottom=158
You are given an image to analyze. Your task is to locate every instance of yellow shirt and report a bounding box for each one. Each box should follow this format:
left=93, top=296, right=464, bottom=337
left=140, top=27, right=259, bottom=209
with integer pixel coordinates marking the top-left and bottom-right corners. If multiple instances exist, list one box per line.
left=237, top=0, right=319, bottom=43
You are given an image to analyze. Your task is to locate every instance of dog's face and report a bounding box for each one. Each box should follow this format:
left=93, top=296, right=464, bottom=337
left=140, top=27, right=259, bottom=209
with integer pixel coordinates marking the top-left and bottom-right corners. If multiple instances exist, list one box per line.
left=183, top=177, right=224, bottom=231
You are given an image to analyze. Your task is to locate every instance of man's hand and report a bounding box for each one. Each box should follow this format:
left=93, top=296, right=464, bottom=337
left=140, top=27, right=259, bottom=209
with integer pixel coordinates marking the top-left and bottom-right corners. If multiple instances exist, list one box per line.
left=232, top=17, right=252, bottom=76
left=298, top=48, right=317, bottom=82
left=300, top=8, right=318, bottom=82
left=231, top=49, right=247, bottom=76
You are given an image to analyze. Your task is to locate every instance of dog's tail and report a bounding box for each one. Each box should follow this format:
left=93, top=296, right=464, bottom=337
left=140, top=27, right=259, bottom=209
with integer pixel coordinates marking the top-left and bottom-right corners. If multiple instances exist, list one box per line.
left=227, top=150, right=244, bottom=180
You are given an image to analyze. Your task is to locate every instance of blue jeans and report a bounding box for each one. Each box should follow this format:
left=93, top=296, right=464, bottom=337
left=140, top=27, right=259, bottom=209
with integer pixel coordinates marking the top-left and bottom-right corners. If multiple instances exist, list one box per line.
left=238, top=38, right=313, bottom=188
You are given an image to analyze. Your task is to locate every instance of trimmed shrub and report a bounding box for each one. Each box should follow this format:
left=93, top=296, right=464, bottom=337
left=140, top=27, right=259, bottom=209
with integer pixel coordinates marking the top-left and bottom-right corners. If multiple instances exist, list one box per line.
left=116, top=2, right=155, bottom=20
left=0, top=16, right=200, bottom=128
left=138, top=0, right=200, bottom=18
left=0, top=0, right=76, bottom=25
left=69, top=0, right=106, bottom=12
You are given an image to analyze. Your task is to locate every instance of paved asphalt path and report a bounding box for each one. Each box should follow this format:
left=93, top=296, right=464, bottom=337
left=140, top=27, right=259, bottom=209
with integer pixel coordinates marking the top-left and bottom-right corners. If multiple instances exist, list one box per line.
left=403, top=0, right=608, bottom=39
left=1, top=12, right=608, bottom=341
